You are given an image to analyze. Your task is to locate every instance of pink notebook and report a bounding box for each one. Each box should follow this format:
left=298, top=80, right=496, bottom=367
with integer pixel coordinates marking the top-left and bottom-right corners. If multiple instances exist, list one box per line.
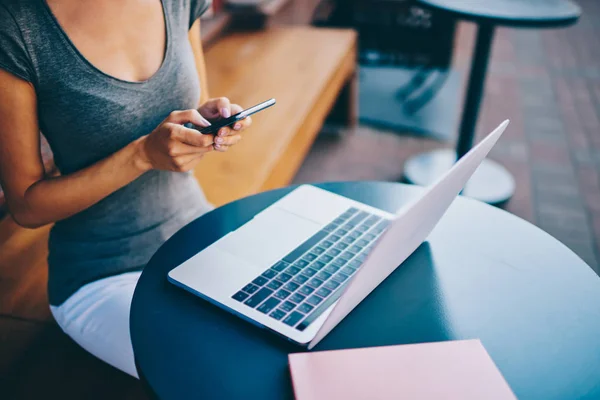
left=288, top=339, right=516, bottom=400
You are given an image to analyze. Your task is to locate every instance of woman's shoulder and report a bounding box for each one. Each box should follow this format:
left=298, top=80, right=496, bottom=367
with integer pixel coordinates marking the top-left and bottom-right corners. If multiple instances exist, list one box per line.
left=0, top=0, right=44, bottom=84
left=165, top=0, right=212, bottom=28
left=0, top=0, right=41, bottom=22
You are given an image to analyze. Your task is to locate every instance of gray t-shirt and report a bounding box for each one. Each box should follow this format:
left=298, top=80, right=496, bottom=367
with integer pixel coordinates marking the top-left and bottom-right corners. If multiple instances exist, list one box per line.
left=0, top=0, right=213, bottom=305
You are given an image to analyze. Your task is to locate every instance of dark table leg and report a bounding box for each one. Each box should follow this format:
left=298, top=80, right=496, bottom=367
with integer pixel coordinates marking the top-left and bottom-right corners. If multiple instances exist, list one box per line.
left=403, top=22, right=515, bottom=205
left=456, top=24, right=495, bottom=158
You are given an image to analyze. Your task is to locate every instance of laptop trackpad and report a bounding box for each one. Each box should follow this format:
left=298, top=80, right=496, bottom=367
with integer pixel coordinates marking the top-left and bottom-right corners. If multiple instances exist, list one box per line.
left=215, top=208, right=322, bottom=268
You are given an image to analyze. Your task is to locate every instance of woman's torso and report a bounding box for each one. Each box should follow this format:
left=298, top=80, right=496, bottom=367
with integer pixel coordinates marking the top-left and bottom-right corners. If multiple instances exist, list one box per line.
left=0, top=0, right=212, bottom=305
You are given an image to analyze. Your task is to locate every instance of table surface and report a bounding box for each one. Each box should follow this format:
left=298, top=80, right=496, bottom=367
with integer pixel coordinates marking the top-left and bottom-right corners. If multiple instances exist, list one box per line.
left=131, top=182, right=600, bottom=400
left=418, top=0, right=581, bottom=27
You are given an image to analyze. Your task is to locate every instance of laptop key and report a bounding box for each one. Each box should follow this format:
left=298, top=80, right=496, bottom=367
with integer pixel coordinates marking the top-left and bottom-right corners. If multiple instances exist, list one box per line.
left=289, top=293, right=306, bottom=304
left=232, top=291, right=249, bottom=302
left=274, top=289, right=291, bottom=300
left=342, top=236, right=355, bottom=245
left=293, top=274, right=309, bottom=285
left=299, top=285, right=315, bottom=295
left=242, top=283, right=259, bottom=294
left=332, top=258, right=348, bottom=267
left=324, top=265, right=339, bottom=274
left=284, top=281, right=300, bottom=292
left=339, top=251, right=354, bottom=261
left=326, top=248, right=341, bottom=257
left=303, top=253, right=318, bottom=262
left=356, top=254, right=367, bottom=263
left=252, top=276, right=268, bottom=286
left=329, top=235, right=341, bottom=242
left=349, top=245, right=362, bottom=254
left=306, top=295, right=323, bottom=306
left=357, top=223, right=370, bottom=232
left=312, top=260, right=326, bottom=270
left=280, top=301, right=296, bottom=312
left=293, top=259, right=309, bottom=269
left=342, top=266, right=356, bottom=275
left=312, top=247, right=326, bottom=255
left=332, top=272, right=349, bottom=283
left=316, top=287, right=332, bottom=298
left=356, top=239, right=370, bottom=247
left=342, top=208, right=355, bottom=217
left=302, top=267, right=318, bottom=277
left=349, top=230, right=362, bottom=239
left=340, top=207, right=359, bottom=218
left=297, top=303, right=314, bottom=314
left=349, top=259, right=362, bottom=269
left=277, top=272, right=293, bottom=282
left=374, top=220, right=390, bottom=233
left=323, top=223, right=338, bottom=233
left=257, top=297, right=281, bottom=314
left=319, top=254, right=333, bottom=263
left=270, top=309, right=287, bottom=321
left=324, top=280, right=340, bottom=290
left=321, top=240, right=334, bottom=249
left=335, top=242, right=348, bottom=251
left=286, top=266, right=301, bottom=276
left=336, top=229, right=348, bottom=237
left=307, top=278, right=324, bottom=288
left=244, top=288, right=274, bottom=308
left=350, top=211, right=369, bottom=224
left=364, top=233, right=376, bottom=241
left=333, top=217, right=346, bottom=225
left=267, top=280, right=282, bottom=290
left=316, top=271, right=332, bottom=281
left=262, top=269, right=277, bottom=279
left=271, top=261, right=289, bottom=272
left=283, top=311, right=305, bottom=327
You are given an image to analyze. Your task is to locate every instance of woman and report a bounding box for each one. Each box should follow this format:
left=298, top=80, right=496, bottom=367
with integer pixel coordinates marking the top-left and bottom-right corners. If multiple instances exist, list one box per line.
left=0, top=0, right=250, bottom=377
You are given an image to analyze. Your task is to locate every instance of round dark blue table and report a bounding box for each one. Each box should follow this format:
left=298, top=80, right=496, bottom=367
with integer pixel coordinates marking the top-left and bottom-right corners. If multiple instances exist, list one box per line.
left=131, top=182, right=600, bottom=400
left=404, top=0, right=581, bottom=205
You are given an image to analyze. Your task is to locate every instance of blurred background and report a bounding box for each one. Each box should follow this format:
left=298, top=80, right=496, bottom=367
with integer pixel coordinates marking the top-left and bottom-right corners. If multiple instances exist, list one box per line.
left=1, top=0, right=598, bottom=398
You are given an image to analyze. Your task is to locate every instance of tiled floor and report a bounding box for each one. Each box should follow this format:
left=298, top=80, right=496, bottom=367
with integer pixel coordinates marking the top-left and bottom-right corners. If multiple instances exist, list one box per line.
left=295, top=0, right=600, bottom=273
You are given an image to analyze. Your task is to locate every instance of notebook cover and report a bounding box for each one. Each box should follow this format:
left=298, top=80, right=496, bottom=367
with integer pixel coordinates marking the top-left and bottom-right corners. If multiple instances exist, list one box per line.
left=288, top=339, right=516, bottom=400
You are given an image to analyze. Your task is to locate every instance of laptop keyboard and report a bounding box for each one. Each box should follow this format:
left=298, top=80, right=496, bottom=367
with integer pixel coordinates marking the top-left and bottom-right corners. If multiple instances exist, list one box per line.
left=231, top=207, right=391, bottom=331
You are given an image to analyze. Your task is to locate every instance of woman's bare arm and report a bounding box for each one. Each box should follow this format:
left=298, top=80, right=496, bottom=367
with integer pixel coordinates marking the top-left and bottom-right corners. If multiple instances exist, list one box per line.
left=0, top=69, right=213, bottom=228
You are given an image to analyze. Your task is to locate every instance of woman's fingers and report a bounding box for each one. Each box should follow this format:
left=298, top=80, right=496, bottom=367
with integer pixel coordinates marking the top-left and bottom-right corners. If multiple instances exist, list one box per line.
left=169, top=124, right=215, bottom=147
left=216, top=126, right=233, bottom=138
left=167, top=139, right=213, bottom=156
left=199, top=97, right=232, bottom=120
left=166, top=109, right=211, bottom=127
left=214, top=134, right=242, bottom=152
left=229, top=104, right=252, bottom=132
left=215, top=97, right=232, bottom=118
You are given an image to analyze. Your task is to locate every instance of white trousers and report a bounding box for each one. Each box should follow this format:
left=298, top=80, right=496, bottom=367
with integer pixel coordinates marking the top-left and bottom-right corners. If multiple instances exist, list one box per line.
left=50, top=271, right=142, bottom=378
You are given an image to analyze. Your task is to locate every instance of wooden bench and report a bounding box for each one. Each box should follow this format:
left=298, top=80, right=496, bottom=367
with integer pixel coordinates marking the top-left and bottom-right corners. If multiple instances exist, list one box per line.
left=0, top=26, right=356, bottom=321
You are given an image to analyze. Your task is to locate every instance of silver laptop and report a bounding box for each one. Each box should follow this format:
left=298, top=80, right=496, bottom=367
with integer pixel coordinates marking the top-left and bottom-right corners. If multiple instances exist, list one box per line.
left=168, top=120, right=509, bottom=349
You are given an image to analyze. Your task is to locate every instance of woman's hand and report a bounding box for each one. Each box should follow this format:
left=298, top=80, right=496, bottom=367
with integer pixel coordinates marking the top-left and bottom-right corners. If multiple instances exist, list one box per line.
left=198, top=97, right=252, bottom=152
left=135, top=109, right=214, bottom=172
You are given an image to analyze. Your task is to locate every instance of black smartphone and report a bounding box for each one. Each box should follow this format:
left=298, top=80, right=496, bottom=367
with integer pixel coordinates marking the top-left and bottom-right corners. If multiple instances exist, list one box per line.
left=192, top=98, right=276, bottom=135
